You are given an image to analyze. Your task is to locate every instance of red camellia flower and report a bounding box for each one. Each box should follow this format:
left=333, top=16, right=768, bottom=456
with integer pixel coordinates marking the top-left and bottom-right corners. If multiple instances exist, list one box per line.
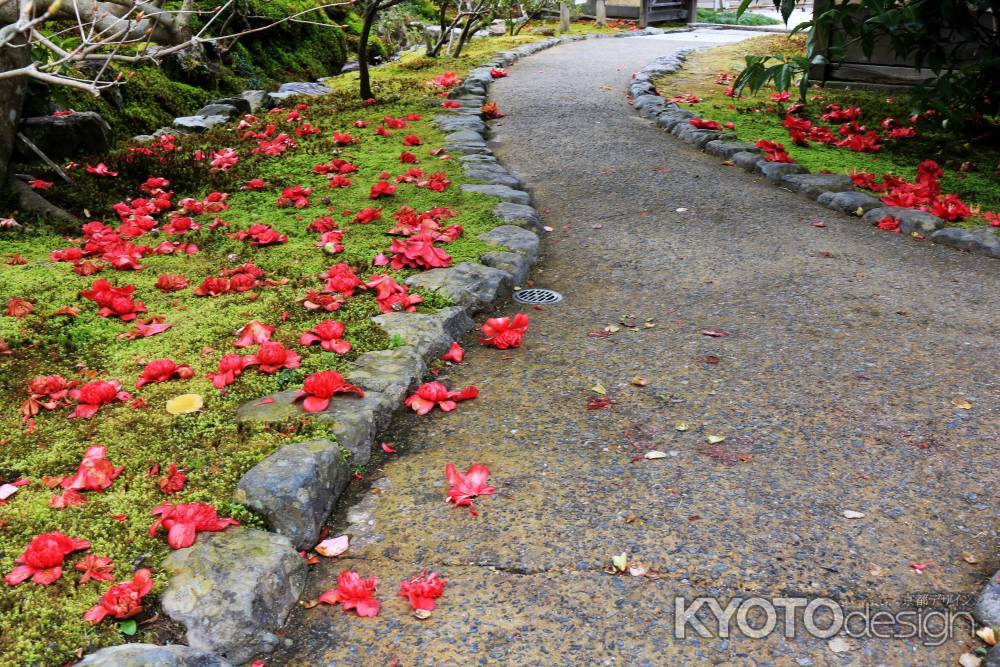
left=440, top=341, right=464, bottom=363
left=323, top=263, right=364, bottom=295
left=369, top=181, right=396, bottom=199
left=80, top=279, right=146, bottom=321
left=490, top=67, right=508, bottom=78
left=4, top=532, right=91, bottom=585
left=155, top=274, right=189, bottom=292
left=69, top=380, right=130, bottom=419
left=22, top=374, right=79, bottom=420
left=332, top=132, right=357, bottom=146
left=50, top=488, right=86, bottom=509
left=85, top=163, right=118, bottom=177
left=149, top=502, right=239, bottom=549
left=276, top=186, right=312, bottom=209
left=388, top=234, right=452, bottom=270
left=136, top=359, right=194, bottom=388
left=83, top=568, right=153, bottom=624
left=402, top=134, right=422, bottom=146
left=6, top=297, right=33, bottom=319
left=756, top=139, right=793, bottom=163
left=75, top=554, right=115, bottom=584
left=441, top=100, right=462, bottom=109
left=770, top=91, right=791, bottom=103
left=294, top=370, right=364, bottom=412
left=61, top=445, right=124, bottom=491
left=246, top=341, right=301, bottom=374
left=876, top=215, right=902, bottom=233
left=159, top=463, right=187, bottom=494
left=244, top=178, right=266, bottom=190
left=318, top=570, right=380, bottom=617
left=232, top=224, right=288, bottom=246
left=930, top=193, right=972, bottom=221
left=209, top=353, right=252, bottom=389
left=366, top=274, right=423, bottom=313
left=444, top=463, right=495, bottom=516
left=234, top=320, right=274, bottom=348
left=194, top=276, right=230, bottom=297
left=399, top=571, right=446, bottom=611
left=689, top=118, right=722, bottom=130
left=480, top=313, right=529, bottom=349
left=430, top=71, right=460, bottom=88
left=299, top=320, right=352, bottom=354
left=404, top=382, right=478, bottom=415
left=302, top=289, right=346, bottom=313
left=353, top=207, right=383, bottom=224
left=399, top=151, right=418, bottom=164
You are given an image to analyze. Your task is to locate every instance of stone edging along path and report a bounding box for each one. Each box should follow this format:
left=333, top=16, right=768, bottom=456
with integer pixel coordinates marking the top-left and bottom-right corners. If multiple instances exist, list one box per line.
left=75, top=26, right=671, bottom=667
left=629, top=53, right=1000, bottom=260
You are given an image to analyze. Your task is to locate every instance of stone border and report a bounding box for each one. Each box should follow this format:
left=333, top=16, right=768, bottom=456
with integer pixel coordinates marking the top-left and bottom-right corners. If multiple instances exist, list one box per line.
left=79, top=27, right=672, bottom=667
left=628, top=53, right=1000, bottom=260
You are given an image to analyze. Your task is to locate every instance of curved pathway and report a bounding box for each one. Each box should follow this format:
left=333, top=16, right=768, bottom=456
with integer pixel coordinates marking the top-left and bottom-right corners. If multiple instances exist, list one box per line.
left=275, top=33, right=999, bottom=666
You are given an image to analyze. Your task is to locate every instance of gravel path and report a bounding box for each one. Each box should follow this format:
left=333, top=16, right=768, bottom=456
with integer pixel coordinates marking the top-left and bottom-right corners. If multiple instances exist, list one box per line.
left=274, top=34, right=999, bottom=666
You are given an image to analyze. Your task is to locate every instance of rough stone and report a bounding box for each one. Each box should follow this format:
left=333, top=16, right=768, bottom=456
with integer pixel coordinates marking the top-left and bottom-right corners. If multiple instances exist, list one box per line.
left=234, top=439, right=350, bottom=550
left=162, top=528, right=305, bottom=665
left=173, top=115, right=229, bottom=132
left=445, top=129, right=486, bottom=144
left=195, top=103, right=240, bottom=120
left=654, top=108, right=694, bottom=131
left=987, top=645, right=1000, bottom=667
left=18, top=111, right=112, bottom=160
left=446, top=143, right=490, bottom=155
left=435, top=115, right=487, bottom=134
left=480, top=251, right=531, bottom=285
left=478, top=225, right=540, bottom=260
left=240, top=90, right=273, bottom=112
left=405, top=262, right=512, bottom=312
left=861, top=206, right=945, bottom=234
left=704, top=141, right=760, bottom=159
left=780, top=173, right=854, bottom=200
left=346, top=346, right=426, bottom=405
left=670, top=123, right=729, bottom=148
left=206, top=96, right=252, bottom=115
left=461, top=184, right=530, bottom=205
left=818, top=190, right=883, bottom=215
left=272, top=82, right=331, bottom=101
left=463, top=167, right=522, bottom=189
left=458, top=153, right=498, bottom=165
left=372, top=306, right=473, bottom=360
left=75, top=644, right=232, bottom=667
left=733, top=151, right=765, bottom=172
left=633, top=95, right=666, bottom=116
left=975, top=570, right=1000, bottom=627
left=236, top=390, right=388, bottom=466
left=755, top=161, right=809, bottom=184
left=931, top=226, right=1000, bottom=258
left=493, top=202, right=543, bottom=232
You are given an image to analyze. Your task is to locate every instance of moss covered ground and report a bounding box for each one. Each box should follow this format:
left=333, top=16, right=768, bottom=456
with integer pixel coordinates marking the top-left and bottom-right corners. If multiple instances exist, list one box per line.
left=652, top=35, right=1000, bottom=223
left=0, top=23, right=628, bottom=666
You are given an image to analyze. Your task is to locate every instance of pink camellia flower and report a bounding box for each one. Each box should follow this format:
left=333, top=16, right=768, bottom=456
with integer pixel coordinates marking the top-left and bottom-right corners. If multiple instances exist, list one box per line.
left=294, top=370, right=364, bottom=412
left=61, top=446, right=124, bottom=491
left=135, top=359, right=194, bottom=388
left=209, top=354, right=251, bottom=389
left=50, top=488, right=86, bottom=509
left=399, top=570, right=446, bottom=611
left=149, top=502, right=239, bottom=549
left=232, top=224, right=289, bottom=246
left=83, top=569, right=153, bottom=624
left=429, top=71, right=460, bottom=88
left=246, top=341, right=301, bottom=374
left=404, top=382, right=478, bottom=415
left=445, top=463, right=495, bottom=516
left=75, top=554, right=115, bottom=584
left=366, top=274, right=423, bottom=313
left=440, top=342, right=464, bottom=363
left=323, top=263, right=364, bottom=296
left=234, top=320, right=274, bottom=348
left=389, top=234, right=452, bottom=270
left=369, top=181, right=396, bottom=199
left=69, top=380, right=130, bottom=419
left=210, top=148, right=239, bottom=171
left=4, top=532, right=91, bottom=585
left=299, top=321, right=352, bottom=354
left=480, top=313, right=529, bottom=349
left=86, top=163, right=118, bottom=177
left=318, top=570, right=380, bottom=617
left=276, top=185, right=312, bottom=209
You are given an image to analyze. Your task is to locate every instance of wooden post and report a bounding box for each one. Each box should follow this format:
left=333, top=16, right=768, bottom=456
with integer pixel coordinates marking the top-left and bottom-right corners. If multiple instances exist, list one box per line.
left=559, top=2, right=570, bottom=32
left=596, top=0, right=607, bottom=26
left=638, top=0, right=647, bottom=28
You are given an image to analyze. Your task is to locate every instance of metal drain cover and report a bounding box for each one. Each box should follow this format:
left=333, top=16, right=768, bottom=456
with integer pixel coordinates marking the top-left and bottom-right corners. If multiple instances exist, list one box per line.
left=513, top=288, right=563, bottom=305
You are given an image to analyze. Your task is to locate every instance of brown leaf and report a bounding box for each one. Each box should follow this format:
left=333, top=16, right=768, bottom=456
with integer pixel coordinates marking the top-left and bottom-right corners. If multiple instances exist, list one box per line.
left=705, top=355, right=719, bottom=364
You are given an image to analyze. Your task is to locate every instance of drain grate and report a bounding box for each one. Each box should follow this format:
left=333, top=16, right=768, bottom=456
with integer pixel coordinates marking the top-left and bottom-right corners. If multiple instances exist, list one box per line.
left=513, top=288, right=563, bottom=305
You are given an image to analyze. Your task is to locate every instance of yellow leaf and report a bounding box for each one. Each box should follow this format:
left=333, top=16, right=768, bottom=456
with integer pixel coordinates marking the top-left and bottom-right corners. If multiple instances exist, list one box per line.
left=706, top=435, right=725, bottom=444
left=961, top=551, right=979, bottom=564
left=854, top=206, right=865, bottom=216
left=976, top=626, right=996, bottom=646
left=604, top=325, right=620, bottom=333
left=952, top=398, right=973, bottom=409
left=611, top=553, right=628, bottom=572
left=674, top=421, right=690, bottom=432
left=644, top=450, right=667, bottom=459
left=630, top=376, right=649, bottom=387
left=166, top=394, right=204, bottom=415
left=591, top=383, right=607, bottom=395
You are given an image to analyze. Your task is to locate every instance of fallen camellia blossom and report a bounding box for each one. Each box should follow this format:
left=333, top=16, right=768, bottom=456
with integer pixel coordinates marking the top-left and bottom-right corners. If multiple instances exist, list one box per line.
left=209, top=354, right=252, bottom=389
left=80, top=279, right=146, bottom=321
left=366, top=274, right=423, bottom=313
left=155, top=274, right=189, bottom=292
left=315, top=535, right=350, bottom=557
left=159, top=463, right=187, bottom=494
left=6, top=297, right=32, bottom=319
left=490, top=67, right=507, bottom=78
left=318, top=570, right=381, bottom=617
left=61, top=446, right=124, bottom=492
left=399, top=570, right=446, bottom=613
left=68, top=380, right=130, bottom=419
left=369, top=181, right=396, bottom=199
left=50, top=489, right=86, bottom=509
left=22, top=374, right=79, bottom=420
left=445, top=463, right=495, bottom=516
left=440, top=342, right=464, bottom=363
left=4, top=532, right=91, bottom=585
left=246, top=341, right=300, bottom=374
left=388, top=234, right=452, bottom=270
left=404, top=382, right=478, bottom=415
left=149, top=502, right=239, bottom=549
left=323, top=263, right=364, bottom=296
left=299, top=320, right=352, bottom=354
left=234, top=320, right=274, bottom=348
left=480, top=313, right=529, bottom=349
left=83, top=568, right=153, bottom=624
left=294, top=370, right=364, bottom=412
left=136, top=359, right=194, bottom=388
left=75, top=554, right=115, bottom=584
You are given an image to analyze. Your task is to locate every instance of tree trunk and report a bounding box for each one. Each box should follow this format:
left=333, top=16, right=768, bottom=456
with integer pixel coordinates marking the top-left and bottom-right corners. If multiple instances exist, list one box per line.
left=596, top=0, right=607, bottom=26
left=559, top=2, right=570, bottom=32
left=452, top=14, right=478, bottom=57
left=0, top=6, right=31, bottom=193
left=358, top=5, right=378, bottom=100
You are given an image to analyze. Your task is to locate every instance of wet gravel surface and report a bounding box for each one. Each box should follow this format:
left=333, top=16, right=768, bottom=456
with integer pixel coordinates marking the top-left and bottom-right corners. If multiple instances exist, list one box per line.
left=273, top=35, right=999, bottom=666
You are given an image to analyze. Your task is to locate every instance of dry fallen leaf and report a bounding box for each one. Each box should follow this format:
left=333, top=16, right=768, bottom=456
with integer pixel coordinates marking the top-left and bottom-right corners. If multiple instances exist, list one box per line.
left=413, top=608, right=432, bottom=620
left=300, top=598, right=320, bottom=609
left=630, top=376, right=649, bottom=387
left=611, top=553, right=628, bottom=573
left=842, top=510, right=865, bottom=519
left=961, top=552, right=979, bottom=564
left=165, top=394, right=203, bottom=415
left=604, top=325, right=620, bottom=334
left=827, top=637, right=852, bottom=653
left=958, top=652, right=982, bottom=667
left=591, top=383, right=607, bottom=395
left=644, top=450, right=667, bottom=460
left=674, top=421, right=690, bottom=432
left=951, top=398, right=973, bottom=409
left=976, top=626, right=996, bottom=646
left=706, top=435, right=725, bottom=444
left=868, top=564, right=887, bottom=577
left=315, top=535, right=350, bottom=557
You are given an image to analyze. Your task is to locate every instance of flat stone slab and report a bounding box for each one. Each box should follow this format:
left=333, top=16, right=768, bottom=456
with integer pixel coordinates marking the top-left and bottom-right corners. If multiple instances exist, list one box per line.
left=372, top=306, right=473, bottom=360
left=162, top=528, right=305, bottom=665
left=236, top=390, right=388, bottom=466
left=276, top=81, right=331, bottom=96
left=234, top=439, right=350, bottom=549
left=435, top=115, right=488, bottom=134
left=478, top=225, right=540, bottom=260
left=780, top=173, right=854, bottom=200
left=931, top=226, right=1000, bottom=258
left=445, top=129, right=486, bottom=144
left=733, top=151, right=764, bottom=172
left=818, top=190, right=883, bottom=215
left=406, top=262, right=512, bottom=312
left=346, top=346, right=426, bottom=405
left=704, top=141, right=760, bottom=159
left=463, top=167, right=522, bottom=189
left=480, top=251, right=530, bottom=286
left=461, top=184, right=530, bottom=205
left=173, top=115, right=229, bottom=132
left=655, top=109, right=694, bottom=131
left=195, top=103, right=240, bottom=120
left=861, top=206, right=945, bottom=234
left=494, top=202, right=543, bottom=233
left=755, top=161, right=809, bottom=184
left=76, top=644, right=232, bottom=667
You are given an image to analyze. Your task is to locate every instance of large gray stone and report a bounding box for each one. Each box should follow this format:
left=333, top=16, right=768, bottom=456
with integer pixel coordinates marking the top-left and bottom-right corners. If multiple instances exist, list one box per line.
left=755, top=161, right=809, bottom=184
left=236, top=390, right=388, bottom=466
left=633, top=94, right=666, bottom=116
left=780, top=173, right=854, bottom=200
left=480, top=251, right=531, bottom=285
left=208, top=96, right=252, bottom=115
left=931, top=226, right=1000, bottom=258
left=162, top=528, right=305, bottom=665
left=75, top=644, right=231, bottom=667
left=478, top=225, right=540, bottom=260
left=818, top=190, right=883, bottom=215
left=988, top=645, right=1000, bottom=667
left=173, top=115, right=229, bottom=132
left=459, top=153, right=498, bottom=166
left=494, top=202, right=543, bottom=233
left=446, top=143, right=490, bottom=155
left=704, top=141, right=760, bottom=159
left=234, top=439, right=350, bottom=550
left=461, top=184, right=530, bottom=205
left=733, top=151, right=765, bottom=172
left=195, top=103, right=240, bottom=120
left=655, top=109, right=695, bottom=131
left=18, top=111, right=111, bottom=160
left=861, top=206, right=945, bottom=234
left=445, top=129, right=486, bottom=144
left=373, top=306, right=473, bottom=360
left=670, top=123, right=729, bottom=148
left=435, top=115, right=487, bottom=134
left=346, top=346, right=426, bottom=405
left=406, top=262, right=512, bottom=312
left=976, top=570, right=1000, bottom=626
left=274, top=81, right=331, bottom=99
left=240, top=90, right=273, bottom=113
left=463, top=167, right=522, bottom=189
